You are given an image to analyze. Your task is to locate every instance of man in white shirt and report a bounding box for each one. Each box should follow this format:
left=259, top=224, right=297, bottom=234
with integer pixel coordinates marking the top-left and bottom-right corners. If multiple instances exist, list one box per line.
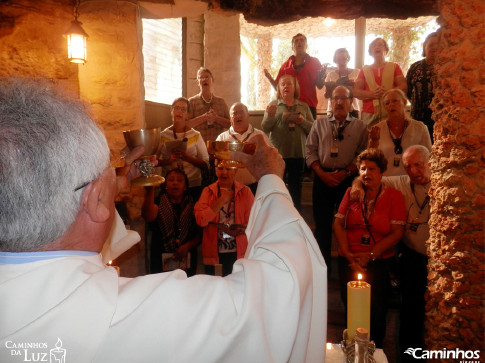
left=216, top=102, right=270, bottom=194
left=0, top=79, right=327, bottom=363
left=381, top=145, right=431, bottom=361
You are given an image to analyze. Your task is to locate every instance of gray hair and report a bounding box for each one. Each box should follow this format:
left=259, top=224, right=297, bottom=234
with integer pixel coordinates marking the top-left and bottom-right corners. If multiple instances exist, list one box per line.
left=0, top=78, right=109, bottom=251
left=230, top=102, right=249, bottom=114
left=382, top=88, right=408, bottom=104
left=403, top=145, right=430, bottom=161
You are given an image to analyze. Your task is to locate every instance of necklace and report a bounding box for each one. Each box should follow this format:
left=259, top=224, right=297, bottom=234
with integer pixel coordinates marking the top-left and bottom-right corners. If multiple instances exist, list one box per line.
left=201, top=93, right=213, bottom=104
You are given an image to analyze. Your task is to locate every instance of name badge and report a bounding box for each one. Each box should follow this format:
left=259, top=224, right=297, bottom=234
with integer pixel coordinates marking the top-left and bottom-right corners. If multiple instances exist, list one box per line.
left=330, top=146, right=339, bottom=158
left=361, top=232, right=371, bottom=245
left=393, top=156, right=401, bottom=167
left=408, top=217, right=420, bottom=232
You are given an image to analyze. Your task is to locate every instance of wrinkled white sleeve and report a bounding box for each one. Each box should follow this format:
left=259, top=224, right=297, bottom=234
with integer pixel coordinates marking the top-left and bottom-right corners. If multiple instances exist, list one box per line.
left=95, top=175, right=327, bottom=363
left=239, top=174, right=328, bottom=363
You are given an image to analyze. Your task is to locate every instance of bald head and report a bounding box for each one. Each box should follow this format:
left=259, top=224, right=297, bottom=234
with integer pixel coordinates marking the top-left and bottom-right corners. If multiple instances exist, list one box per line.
left=230, top=102, right=250, bottom=134
left=402, top=145, right=431, bottom=185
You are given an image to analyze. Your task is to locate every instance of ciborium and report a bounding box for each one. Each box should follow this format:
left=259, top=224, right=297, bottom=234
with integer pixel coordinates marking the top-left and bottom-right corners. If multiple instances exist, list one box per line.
left=123, top=128, right=165, bottom=186
left=206, top=141, right=255, bottom=168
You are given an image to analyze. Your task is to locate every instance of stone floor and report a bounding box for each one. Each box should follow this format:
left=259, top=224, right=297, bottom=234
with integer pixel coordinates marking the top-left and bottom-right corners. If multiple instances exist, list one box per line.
left=114, top=180, right=401, bottom=362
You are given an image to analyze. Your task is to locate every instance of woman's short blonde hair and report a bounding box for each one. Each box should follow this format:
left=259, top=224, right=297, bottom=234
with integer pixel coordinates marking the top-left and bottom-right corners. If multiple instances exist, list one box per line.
left=368, top=37, right=389, bottom=56
left=276, top=74, right=300, bottom=100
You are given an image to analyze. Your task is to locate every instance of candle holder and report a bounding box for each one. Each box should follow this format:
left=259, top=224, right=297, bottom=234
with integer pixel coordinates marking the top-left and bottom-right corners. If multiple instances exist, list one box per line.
left=341, top=329, right=376, bottom=363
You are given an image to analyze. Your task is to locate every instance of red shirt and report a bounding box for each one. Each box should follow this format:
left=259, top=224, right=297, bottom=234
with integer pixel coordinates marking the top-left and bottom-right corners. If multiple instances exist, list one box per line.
left=275, top=54, right=322, bottom=108
left=336, top=186, right=406, bottom=259
left=194, top=181, right=254, bottom=265
left=356, top=63, right=404, bottom=113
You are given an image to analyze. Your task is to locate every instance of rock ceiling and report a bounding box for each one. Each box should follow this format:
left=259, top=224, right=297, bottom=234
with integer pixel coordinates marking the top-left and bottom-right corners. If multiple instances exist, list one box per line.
left=239, top=15, right=437, bottom=39
left=210, top=0, right=439, bottom=25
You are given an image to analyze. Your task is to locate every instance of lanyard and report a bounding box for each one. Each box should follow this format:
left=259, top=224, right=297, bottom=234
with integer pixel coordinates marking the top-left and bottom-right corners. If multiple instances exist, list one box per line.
left=173, top=127, right=188, bottom=142
left=331, top=119, right=350, bottom=141
left=411, top=183, right=430, bottom=215
left=387, top=120, right=408, bottom=155
left=229, top=125, right=254, bottom=142
left=361, top=184, right=382, bottom=226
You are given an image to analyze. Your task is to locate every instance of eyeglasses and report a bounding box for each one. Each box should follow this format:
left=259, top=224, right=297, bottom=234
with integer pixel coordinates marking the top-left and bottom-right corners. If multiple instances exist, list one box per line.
left=172, top=106, right=187, bottom=112
left=74, top=166, right=114, bottom=192
left=197, top=76, right=210, bottom=80
left=74, top=180, right=91, bottom=192
left=332, top=97, right=351, bottom=101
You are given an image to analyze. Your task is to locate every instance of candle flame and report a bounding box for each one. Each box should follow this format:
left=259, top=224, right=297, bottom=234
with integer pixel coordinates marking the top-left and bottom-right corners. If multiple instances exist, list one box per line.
left=326, top=342, right=332, bottom=350
left=108, top=260, right=113, bottom=266
left=357, top=273, right=363, bottom=281
left=55, top=337, right=62, bottom=349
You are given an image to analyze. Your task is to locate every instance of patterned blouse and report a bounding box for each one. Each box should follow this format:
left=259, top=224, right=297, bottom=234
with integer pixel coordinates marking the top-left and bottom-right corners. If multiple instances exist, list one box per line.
left=406, top=59, right=436, bottom=142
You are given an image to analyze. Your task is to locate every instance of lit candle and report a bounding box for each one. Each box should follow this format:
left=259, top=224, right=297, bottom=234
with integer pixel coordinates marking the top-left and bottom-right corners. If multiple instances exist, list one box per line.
left=108, top=260, right=120, bottom=276
left=347, top=273, right=371, bottom=341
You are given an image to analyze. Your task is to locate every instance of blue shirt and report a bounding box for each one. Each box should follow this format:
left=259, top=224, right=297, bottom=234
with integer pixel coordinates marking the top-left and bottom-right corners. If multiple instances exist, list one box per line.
left=0, top=250, right=98, bottom=265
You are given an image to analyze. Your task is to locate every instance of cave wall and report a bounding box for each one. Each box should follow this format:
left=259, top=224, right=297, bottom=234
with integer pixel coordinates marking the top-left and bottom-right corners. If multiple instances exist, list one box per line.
left=0, top=0, right=483, bottom=347
left=0, top=0, right=79, bottom=93
left=426, top=0, right=485, bottom=355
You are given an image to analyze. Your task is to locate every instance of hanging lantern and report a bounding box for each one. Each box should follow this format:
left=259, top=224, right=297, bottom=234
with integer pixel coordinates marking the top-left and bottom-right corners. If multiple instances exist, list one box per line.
left=65, top=0, right=88, bottom=64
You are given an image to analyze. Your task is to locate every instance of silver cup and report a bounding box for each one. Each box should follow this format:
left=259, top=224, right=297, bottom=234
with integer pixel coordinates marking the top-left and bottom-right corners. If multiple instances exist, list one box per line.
left=123, top=128, right=165, bottom=186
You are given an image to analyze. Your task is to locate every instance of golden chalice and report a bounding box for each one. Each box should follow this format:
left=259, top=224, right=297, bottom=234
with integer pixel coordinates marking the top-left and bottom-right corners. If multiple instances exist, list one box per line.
left=123, top=128, right=165, bottom=186
left=206, top=141, right=255, bottom=168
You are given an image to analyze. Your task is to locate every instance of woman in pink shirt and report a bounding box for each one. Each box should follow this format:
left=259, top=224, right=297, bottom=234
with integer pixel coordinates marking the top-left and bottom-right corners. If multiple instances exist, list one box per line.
left=354, top=38, right=407, bottom=128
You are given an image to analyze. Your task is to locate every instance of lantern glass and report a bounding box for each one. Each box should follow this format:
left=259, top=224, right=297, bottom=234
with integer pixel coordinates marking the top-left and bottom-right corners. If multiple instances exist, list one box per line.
left=67, top=32, right=87, bottom=63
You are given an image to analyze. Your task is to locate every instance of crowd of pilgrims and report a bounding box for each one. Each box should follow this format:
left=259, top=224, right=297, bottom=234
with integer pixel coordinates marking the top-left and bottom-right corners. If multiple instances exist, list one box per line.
left=138, top=32, right=437, bottom=357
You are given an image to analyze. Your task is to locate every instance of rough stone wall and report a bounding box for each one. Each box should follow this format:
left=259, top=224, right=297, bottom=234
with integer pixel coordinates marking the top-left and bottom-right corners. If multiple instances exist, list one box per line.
left=0, top=0, right=78, bottom=93
left=256, top=34, right=272, bottom=109
left=76, top=0, right=144, bottom=156
left=186, top=15, right=205, bottom=97
left=426, top=0, right=485, bottom=356
left=0, top=0, right=147, bottom=276
left=203, top=11, right=241, bottom=107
